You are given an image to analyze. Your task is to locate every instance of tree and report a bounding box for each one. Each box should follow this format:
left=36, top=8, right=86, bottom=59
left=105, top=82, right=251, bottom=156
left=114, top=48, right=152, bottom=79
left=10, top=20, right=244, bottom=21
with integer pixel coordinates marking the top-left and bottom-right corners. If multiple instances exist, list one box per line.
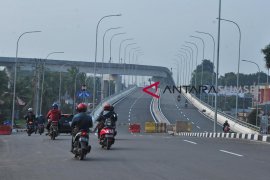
left=191, top=59, right=215, bottom=86
left=262, top=43, right=270, bottom=69
left=247, top=109, right=260, bottom=126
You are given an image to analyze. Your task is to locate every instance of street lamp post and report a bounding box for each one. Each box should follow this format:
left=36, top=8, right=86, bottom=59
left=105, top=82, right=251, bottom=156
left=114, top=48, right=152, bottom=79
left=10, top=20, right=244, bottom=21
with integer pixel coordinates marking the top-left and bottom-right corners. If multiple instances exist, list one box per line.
left=109, top=33, right=126, bottom=63
left=190, top=35, right=205, bottom=100
left=128, top=47, right=140, bottom=85
left=218, top=17, right=241, bottom=120
left=118, top=39, right=133, bottom=88
left=123, top=43, right=136, bottom=87
left=180, top=48, right=192, bottom=85
left=176, top=54, right=186, bottom=85
left=59, top=64, right=70, bottom=108
left=101, top=27, right=121, bottom=101
left=132, top=50, right=143, bottom=85
left=196, top=31, right=216, bottom=107
left=11, top=30, right=41, bottom=131
left=214, top=0, right=222, bottom=133
left=40, top=52, right=64, bottom=115
left=242, top=59, right=261, bottom=126
left=172, top=60, right=180, bottom=86
left=178, top=51, right=189, bottom=85
left=183, top=46, right=194, bottom=85
left=93, top=14, right=121, bottom=110
left=119, top=38, right=133, bottom=63
left=108, top=32, right=126, bottom=96
left=185, top=41, right=199, bottom=87
left=135, top=53, right=144, bottom=85
left=73, top=72, right=81, bottom=114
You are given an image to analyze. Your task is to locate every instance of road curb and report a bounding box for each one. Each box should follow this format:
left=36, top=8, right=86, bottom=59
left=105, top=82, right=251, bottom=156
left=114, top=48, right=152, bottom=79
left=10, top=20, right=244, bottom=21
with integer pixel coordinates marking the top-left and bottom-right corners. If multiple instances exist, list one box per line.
left=174, top=132, right=270, bottom=143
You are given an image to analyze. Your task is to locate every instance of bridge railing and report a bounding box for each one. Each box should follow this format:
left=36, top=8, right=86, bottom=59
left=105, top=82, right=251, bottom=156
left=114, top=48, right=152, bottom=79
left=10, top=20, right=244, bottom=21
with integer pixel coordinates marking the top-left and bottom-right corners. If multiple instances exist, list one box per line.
left=191, top=93, right=260, bottom=132
left=150, top=89, right=170, bottom=124
left=183, top=91, right=260, bottom=133
left=91, top=86, right=137, bottom=121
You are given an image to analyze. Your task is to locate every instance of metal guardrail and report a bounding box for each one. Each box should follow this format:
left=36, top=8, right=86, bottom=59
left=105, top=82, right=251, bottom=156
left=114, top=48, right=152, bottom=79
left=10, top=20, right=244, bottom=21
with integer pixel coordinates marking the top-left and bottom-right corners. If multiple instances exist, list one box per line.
left=189, top=93, right=260, bottom=132
left=91, top=86, right=137, bottom=121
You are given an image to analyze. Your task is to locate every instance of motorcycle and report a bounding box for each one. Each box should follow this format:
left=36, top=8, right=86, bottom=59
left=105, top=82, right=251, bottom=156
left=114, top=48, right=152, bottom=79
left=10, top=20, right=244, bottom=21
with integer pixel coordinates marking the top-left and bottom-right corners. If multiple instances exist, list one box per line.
left=49, top=121, right=59, bottom=140
left=27, top=121, right=35, bottom=136
left=177, top=95, right=181, bottom=102
left=38, top=123, right=45, bottom=135
left=224, top=125, right=230, bottom=133
left=72, top=130, right=91, bottom=160
left=99, top=119, right=115, bottom=150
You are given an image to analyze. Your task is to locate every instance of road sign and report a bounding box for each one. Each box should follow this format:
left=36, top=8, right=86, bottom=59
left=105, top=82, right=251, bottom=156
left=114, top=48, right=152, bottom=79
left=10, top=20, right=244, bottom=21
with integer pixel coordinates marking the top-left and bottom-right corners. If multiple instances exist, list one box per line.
left=77, top=91, right=91, bottom=98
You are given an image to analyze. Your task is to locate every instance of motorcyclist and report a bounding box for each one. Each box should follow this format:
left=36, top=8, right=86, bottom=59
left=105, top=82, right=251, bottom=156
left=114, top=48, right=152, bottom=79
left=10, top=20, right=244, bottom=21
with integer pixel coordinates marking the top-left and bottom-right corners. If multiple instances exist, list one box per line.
left=24, top=108, right=36, bottom=129
left=185, top=99, right=188, bottom=107
left=94, top=103, right=117, bottom=138
left=70, top=103, right=93, bottom=152
left=36, top=114, right=45, bottom=129
left=37, top=115, right=45, bottom=124
left=223, top=120, right=230, bottom=132
left=46, top=103, right=61, bottom=135
left=177, top=95, right=181, bottom=102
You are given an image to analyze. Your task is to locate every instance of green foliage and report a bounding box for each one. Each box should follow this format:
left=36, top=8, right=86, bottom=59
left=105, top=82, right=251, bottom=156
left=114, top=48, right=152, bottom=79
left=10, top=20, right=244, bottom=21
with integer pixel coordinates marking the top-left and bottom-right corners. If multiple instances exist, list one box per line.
left=0, top=70, right=11, bottom=121
left=247, top=109, right=260, bottom=126
left=262, top=43, right=270, bottom=69
left=190, top=59, right=215, bottom=86
left=219, top=72, right=266, bottom=86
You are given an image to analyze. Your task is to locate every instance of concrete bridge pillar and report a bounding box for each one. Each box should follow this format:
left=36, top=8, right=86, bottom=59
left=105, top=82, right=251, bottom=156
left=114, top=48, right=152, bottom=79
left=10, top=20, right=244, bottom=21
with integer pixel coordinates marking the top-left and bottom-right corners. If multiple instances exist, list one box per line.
left=111, top=74, right=122, bottom=94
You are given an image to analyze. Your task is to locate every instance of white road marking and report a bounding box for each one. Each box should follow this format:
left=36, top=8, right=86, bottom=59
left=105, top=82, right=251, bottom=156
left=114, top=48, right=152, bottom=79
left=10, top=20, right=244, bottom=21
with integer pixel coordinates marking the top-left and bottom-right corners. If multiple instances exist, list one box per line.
left=187, top=118, right=189, bottom=120
left=183, top=114, right=186, bottom=117
left=180, top=112, right=183, bottom=114
left=204, top=131, right=208, bottom=133
left=191, top=122, right=194, bottom=124
left=128, top=118, right=130, bottom=121
left=196, top=126, right=200, bottom=129
left=183, top=140, right=197, bottom=144
left=219, top=150, right=243, bottom=157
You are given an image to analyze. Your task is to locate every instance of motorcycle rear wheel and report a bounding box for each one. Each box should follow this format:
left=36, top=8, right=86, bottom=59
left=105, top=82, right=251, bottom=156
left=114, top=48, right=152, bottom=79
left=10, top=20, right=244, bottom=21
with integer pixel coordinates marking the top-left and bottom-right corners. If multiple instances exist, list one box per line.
left=106, top=139, right=111, bottom=150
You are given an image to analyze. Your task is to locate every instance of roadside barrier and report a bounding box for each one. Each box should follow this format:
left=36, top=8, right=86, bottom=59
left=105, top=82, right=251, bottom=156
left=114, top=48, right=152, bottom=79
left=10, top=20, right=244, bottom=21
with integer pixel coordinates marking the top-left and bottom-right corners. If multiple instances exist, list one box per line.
left=129, top=123, right=141, bottom=133
left=176, top=132, right=270, bottom=143
left=0, top=125, right=12, bottom=135
left=155, top=123, right=167, bottom=133
left=175, top=121, right=192, bottom=133
left=144, top=122, right=167, bottom=133
left=145, top=122, right=156, bottom=133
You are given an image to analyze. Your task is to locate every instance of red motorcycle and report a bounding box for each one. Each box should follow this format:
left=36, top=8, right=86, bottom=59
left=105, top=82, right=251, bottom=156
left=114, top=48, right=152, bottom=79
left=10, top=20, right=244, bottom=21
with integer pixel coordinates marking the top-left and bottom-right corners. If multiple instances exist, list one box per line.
left=224, top=125, right=230, bottom=133
left=99, top=119, right=115, bottom=150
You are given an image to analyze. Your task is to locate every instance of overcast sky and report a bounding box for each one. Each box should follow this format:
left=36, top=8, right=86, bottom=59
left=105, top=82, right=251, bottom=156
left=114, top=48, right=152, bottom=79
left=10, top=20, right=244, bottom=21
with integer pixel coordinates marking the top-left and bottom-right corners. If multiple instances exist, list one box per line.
left=0, top=0, right=269, bottom=78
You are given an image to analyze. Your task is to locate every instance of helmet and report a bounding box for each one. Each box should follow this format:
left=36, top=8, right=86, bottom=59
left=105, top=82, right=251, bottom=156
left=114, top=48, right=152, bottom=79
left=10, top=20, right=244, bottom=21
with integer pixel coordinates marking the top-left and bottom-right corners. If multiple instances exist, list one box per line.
left=225, top=120, right=228, bottom=123
left=28, top=108, right=33, bottom=112
left=76, top=103, right=87, bottom=112
left=52, top=103, right=58, bottom=109
left=103, top=103, right=112, bottom=111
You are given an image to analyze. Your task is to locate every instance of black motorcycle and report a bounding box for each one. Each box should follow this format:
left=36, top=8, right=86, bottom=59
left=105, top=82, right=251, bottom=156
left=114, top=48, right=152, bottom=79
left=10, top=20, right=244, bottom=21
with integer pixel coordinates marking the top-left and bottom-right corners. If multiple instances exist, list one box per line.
left=38, top=124, right=45, bottom=135
left=27, top=121, right=35, bottom=136
left=72, top=130, right=91, bottom=160
left=49, top=121, right=59, bottom=140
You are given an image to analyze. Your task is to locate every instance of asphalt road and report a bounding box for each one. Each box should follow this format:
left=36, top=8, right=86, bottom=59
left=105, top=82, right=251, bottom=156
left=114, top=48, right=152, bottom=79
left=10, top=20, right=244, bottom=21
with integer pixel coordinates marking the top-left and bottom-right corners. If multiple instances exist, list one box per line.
left=1, top=88, right=270, bottom=180
left=160, top=89, right=223, bottom=132
left=1, top=132, right=270, bottom=180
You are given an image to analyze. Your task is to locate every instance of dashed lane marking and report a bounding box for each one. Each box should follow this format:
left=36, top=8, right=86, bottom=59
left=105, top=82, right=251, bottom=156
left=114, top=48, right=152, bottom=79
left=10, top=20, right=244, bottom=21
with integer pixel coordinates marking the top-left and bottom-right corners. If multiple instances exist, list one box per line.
left=183, top=140, right=197, bottom=145
left=219, top=150, right=243, bottom=157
